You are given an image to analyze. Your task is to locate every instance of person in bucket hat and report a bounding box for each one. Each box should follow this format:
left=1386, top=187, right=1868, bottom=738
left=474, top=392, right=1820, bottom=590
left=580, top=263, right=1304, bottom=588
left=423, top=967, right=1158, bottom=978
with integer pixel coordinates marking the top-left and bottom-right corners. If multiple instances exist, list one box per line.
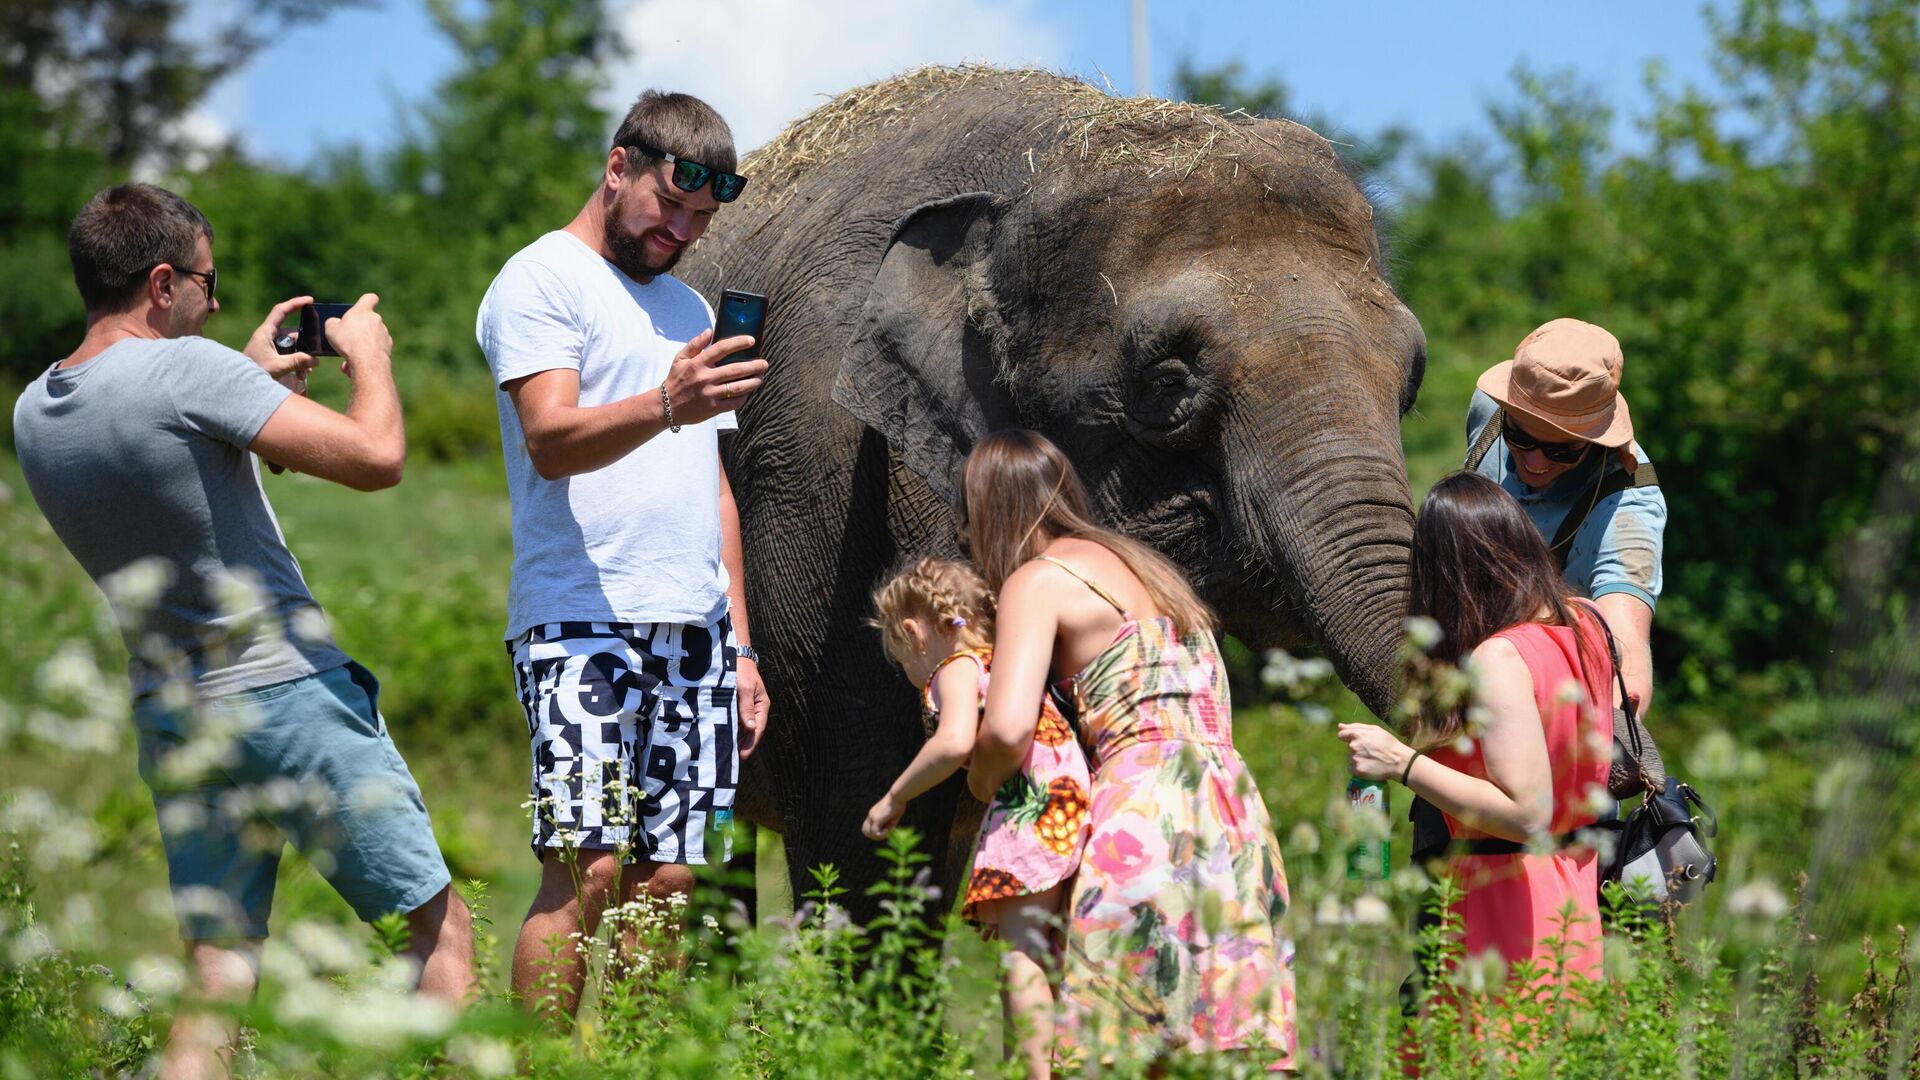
left=1461, top=316, right=1667, bottom=749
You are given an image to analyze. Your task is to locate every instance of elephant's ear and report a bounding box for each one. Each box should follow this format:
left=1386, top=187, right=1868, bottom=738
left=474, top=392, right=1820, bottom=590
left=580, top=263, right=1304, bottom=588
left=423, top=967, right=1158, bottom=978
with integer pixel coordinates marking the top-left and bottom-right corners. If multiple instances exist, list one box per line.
left=832, top=192, right=1015, bottom=504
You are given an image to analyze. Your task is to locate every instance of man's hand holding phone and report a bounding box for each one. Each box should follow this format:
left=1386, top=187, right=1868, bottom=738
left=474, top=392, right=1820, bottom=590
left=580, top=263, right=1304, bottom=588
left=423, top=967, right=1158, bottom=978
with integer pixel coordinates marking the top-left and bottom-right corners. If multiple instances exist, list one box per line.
left=247, top=295, right=319, bottom=393
left=661, top=328, right=767, bottom=426
left=323, top=294, right=393, bottom=379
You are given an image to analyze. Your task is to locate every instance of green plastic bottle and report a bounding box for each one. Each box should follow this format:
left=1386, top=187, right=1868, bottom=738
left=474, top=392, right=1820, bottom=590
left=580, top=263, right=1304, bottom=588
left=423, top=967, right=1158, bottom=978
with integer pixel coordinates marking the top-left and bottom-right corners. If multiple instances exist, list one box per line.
left=1346, top=777, right=1390, bottom=880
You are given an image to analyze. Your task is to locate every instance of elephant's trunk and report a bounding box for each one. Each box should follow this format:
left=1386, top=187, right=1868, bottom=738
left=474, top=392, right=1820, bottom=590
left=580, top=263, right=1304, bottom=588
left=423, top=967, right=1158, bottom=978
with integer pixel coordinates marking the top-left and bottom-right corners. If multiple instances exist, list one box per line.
left=1226, top=421, right=1413, bottom=717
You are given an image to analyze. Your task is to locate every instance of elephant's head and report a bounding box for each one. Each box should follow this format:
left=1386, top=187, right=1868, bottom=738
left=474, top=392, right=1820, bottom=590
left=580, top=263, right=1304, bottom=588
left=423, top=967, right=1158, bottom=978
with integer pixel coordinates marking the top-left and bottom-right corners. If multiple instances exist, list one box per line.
left=832, top=116, right=1424, bottom=714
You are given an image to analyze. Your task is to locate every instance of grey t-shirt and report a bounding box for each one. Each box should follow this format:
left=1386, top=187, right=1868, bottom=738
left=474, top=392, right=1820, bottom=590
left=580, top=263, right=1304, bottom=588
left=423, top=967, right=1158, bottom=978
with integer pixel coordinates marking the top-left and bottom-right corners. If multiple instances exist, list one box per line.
left=12, top=336, right=350, bottom=698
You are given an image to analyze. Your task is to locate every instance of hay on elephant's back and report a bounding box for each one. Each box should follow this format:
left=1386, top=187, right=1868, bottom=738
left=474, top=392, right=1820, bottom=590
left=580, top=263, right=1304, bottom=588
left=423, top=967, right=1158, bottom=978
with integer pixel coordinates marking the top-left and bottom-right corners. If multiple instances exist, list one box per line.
left=740, top=64, right=1333, bottom=207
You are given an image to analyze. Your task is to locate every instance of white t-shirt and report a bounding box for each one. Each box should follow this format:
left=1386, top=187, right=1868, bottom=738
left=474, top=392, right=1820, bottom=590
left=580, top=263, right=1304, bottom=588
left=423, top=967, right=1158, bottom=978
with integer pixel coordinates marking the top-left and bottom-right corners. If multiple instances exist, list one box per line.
left=476, top=230, right=736, bottom=639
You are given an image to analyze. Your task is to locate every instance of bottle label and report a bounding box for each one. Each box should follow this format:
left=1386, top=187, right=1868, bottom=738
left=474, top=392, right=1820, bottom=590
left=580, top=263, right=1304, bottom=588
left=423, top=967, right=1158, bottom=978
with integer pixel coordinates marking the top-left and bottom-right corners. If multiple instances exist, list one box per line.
left=1347, top=779, right=1390, bottom=881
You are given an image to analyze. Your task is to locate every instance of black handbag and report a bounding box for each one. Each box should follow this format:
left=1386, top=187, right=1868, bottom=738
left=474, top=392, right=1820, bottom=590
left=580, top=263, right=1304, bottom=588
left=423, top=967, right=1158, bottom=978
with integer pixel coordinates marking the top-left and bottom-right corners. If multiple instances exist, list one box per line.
left=1608, top=775, right=1718, bottom=903
left=1590, top=611, right=1719, bottom=903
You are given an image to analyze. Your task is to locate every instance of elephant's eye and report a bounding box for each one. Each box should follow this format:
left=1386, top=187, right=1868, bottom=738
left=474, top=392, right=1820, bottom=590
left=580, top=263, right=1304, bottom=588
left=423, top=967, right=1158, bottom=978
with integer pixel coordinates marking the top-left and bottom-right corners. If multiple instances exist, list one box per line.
left=1131, top=358, right=1200, bottom=434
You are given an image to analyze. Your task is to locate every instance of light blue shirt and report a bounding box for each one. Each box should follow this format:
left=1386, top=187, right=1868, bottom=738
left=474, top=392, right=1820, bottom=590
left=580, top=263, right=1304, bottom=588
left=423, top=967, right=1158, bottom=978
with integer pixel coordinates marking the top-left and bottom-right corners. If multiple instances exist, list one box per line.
left=1464, top=389, right=1666, bottom=611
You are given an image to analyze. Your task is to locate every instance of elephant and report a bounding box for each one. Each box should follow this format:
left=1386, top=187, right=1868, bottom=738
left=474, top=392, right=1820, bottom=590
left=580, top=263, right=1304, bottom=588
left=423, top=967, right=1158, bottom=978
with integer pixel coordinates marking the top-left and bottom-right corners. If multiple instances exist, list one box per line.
left=677, top=66, right=1426, bottom=916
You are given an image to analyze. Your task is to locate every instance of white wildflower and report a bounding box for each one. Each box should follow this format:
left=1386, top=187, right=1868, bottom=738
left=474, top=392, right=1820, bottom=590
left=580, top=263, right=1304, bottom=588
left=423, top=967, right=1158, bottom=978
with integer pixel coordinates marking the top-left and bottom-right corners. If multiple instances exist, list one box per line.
left=96, top=984, right=144, bottom=1019
left=1287, top=821, right=1320, bottom=855
left=69, top=715, right=123, bottom=755
left=103, top=556, right=174, bottom=615
left=129, top=954, right=189, bottom=998
left=171, top=886, right=243, bottom=931
left=1813, top=756, right=1869, bottom=812
left=1579, top=783, right=1615, bottom=816
left=60, top=895, right=98, bottom=937
left=1459, top=948, right=1508, bottom=995
left=37, top=641, right=107, bottom=699
left=448, top=1035, right=515, bottom=1077
left=8, top=926, right=54, bottom=965
left=1350, top=895, right=1392, bottom=927
left=1687, top=729, right=1742, bottom=782
left=1553, top=678, right=1586, bottom=705
left=289, top=606, right=333, bottom=644
left=209, top=567, right=266, bottom=616
left=33, top=819, right=100, bottom=870
left=0, top=788, right=56, bottom=833
left=287, top=920, right=367, bottom=976
left=1405, top=616, right=1443, bottom=651
left=1725, top=879, right=1790, bottom=921
left=1314, top=895, right=1346, bottom=926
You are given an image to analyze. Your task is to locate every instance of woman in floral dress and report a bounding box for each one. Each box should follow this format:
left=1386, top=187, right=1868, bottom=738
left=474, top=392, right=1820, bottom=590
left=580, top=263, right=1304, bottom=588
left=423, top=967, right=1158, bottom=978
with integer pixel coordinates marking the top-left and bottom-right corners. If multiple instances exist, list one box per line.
left=963, top=429, right=1296, bottom=1071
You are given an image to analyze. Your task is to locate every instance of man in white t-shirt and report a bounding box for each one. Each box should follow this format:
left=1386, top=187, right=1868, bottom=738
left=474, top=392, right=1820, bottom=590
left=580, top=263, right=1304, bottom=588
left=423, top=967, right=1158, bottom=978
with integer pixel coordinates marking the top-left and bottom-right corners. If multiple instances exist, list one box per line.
left=475, top=90, right=769, bottom=1019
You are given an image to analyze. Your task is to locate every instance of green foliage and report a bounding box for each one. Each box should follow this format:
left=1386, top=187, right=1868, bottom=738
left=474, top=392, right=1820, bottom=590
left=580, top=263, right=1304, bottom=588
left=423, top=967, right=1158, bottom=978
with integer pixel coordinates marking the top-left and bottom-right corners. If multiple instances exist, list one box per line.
left=1404, top=0, right=1920, bottom=698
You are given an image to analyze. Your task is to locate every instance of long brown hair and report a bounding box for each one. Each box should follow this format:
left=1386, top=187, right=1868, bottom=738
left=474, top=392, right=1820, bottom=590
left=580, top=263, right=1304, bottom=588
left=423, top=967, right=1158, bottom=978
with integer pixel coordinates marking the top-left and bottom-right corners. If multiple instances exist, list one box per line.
left=958, top=429, right=1216, bottom=636
left=1407, top=471, right=1607, bottom=746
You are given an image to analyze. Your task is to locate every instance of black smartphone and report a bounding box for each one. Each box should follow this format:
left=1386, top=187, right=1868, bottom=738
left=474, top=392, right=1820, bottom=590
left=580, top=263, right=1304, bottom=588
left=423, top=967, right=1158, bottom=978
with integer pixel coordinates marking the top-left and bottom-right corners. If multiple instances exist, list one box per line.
left=715, top=290, right=767, bottom=359
left=297, top=301, right=355, bottom=356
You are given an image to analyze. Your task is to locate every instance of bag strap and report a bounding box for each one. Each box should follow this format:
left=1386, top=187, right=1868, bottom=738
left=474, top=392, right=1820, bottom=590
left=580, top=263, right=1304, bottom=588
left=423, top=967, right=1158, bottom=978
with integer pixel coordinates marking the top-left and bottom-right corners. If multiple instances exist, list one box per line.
left=1547, top=463, right=1660, bottom=570
left=1576, top=599, right=1652, bottom=786
left=1464, top=406, right=1505, bottom=471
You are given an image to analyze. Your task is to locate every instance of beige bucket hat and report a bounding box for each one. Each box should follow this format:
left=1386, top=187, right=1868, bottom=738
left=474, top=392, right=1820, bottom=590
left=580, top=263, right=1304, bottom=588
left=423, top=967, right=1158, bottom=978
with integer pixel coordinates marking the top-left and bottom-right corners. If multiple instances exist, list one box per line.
left=1476, top=317, right=1635, bottom=450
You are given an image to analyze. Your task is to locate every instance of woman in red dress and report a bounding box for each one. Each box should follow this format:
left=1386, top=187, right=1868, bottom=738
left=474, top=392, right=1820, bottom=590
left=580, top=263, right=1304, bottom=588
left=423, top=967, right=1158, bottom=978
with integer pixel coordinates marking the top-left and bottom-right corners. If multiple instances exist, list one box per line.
left=1340, top=471, right=1615, bottom=985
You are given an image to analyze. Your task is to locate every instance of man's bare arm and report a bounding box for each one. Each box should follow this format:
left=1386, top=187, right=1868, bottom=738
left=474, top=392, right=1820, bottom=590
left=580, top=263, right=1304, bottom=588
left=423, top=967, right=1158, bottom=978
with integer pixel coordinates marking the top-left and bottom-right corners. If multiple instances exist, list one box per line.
left=1594, top=592, right=1655, bottom=717
left=250, top=294, right=405, bottom=491
left=504, top=331, right=766, bottom=480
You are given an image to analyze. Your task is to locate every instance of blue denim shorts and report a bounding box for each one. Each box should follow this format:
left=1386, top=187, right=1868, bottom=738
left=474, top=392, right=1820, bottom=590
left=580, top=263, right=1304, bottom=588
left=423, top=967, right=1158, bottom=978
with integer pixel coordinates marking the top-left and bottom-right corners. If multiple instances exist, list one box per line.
left=133, top=661, right=450, bottom=941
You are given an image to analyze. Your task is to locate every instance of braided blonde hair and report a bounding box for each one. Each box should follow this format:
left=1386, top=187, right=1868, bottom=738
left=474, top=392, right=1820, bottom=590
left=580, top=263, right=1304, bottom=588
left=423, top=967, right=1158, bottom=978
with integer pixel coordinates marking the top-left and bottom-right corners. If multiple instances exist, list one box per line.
left=870, top=557, right=996, bottom=670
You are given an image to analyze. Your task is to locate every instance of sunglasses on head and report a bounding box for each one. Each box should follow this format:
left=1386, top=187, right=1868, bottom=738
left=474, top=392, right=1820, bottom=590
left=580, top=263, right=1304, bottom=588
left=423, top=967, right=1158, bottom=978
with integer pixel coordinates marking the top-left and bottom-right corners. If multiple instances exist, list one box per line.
left=1502, top=417, right=1591, bottom=465
left=628, top=142, right=747, bottom=203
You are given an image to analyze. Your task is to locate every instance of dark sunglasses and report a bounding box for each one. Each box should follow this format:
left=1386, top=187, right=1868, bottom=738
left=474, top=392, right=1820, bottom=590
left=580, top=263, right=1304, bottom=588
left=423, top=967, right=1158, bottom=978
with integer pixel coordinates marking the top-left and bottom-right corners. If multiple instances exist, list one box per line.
left=629, top=142, right=747, bottom=202
left=1502, top=418, right=1590, bottom=465
left=146, top=262, right=216, bottom=301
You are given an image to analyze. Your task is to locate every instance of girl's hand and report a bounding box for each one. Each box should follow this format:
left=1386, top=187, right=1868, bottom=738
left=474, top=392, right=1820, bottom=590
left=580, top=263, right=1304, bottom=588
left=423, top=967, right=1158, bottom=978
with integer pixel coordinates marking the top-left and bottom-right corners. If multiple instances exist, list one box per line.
left=863, top=793, right=904, bottom=840
left=1338, top=723, right=1415, bottom=783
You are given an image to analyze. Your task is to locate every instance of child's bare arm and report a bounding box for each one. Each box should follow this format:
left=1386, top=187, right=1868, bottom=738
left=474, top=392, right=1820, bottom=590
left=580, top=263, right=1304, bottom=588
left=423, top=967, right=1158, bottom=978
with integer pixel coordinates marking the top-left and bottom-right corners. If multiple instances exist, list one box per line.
left=863, top=659, right=984, bottom=838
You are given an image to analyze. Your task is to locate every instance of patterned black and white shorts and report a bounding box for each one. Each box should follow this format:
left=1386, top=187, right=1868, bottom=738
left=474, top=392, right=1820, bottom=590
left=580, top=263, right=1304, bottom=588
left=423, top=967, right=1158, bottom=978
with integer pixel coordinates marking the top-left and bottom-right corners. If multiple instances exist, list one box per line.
left=510, top=615, right=738, bottom=864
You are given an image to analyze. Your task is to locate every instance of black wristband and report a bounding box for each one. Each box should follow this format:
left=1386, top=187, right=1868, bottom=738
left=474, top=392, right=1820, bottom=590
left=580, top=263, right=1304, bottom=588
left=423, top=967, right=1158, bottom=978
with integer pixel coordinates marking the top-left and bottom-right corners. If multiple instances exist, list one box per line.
left=660, top=385, right=680, bottom=433
left=1400, top=748, right=1423, bottom=786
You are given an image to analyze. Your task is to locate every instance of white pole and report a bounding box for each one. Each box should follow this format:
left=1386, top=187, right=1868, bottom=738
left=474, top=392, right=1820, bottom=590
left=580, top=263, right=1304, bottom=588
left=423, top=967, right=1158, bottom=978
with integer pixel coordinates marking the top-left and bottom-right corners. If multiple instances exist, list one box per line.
left=1131, top=0, right=1150, bottom=98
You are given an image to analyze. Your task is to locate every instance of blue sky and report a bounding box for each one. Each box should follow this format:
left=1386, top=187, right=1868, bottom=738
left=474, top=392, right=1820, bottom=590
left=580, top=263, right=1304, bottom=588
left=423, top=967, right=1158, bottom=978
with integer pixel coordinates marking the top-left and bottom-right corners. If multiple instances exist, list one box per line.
left=208, top=1, right=1723, bottom=176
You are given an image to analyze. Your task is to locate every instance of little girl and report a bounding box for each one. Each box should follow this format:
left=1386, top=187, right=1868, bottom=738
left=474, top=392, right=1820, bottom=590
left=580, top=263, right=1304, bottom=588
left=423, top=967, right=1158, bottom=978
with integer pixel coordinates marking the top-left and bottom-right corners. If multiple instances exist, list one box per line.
left=862, top=557, right=1091, bottom=1078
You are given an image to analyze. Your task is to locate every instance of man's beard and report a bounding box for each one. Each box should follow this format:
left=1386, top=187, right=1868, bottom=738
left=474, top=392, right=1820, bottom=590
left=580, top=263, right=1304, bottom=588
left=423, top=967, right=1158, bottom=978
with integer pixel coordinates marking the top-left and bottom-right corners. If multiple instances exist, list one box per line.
left=167, top=301, right=209, bottom=338
left=605, top=194, right=683, bottom=281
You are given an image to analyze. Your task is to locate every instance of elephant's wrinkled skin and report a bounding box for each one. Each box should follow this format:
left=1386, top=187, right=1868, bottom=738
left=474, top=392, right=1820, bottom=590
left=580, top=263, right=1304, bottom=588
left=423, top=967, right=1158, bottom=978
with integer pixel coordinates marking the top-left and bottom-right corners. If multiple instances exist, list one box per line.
left=678, top=68, right=1426, bottom=915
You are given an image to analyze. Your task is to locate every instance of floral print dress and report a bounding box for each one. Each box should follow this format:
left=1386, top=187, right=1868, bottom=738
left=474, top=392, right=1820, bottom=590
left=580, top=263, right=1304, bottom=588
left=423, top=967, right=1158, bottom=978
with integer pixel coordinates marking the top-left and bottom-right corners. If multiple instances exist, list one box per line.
left=1042, top=562, right=1297, bottom=1070
left=924, top=649, right=1091, bottom=921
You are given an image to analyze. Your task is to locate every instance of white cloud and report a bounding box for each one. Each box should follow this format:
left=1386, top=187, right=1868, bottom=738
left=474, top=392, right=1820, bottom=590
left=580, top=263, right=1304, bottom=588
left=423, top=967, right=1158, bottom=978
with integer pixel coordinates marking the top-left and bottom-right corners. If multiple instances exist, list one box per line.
left=610, top=0, right=1066, bottom=153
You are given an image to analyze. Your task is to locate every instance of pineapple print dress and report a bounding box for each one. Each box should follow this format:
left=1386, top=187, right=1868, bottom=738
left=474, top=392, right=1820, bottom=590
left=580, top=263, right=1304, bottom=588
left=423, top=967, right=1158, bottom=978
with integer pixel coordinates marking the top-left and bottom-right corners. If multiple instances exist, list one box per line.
left=1042, top=559, right=1297, bottom=1070
left=939, top=649, right=1093, bottom=921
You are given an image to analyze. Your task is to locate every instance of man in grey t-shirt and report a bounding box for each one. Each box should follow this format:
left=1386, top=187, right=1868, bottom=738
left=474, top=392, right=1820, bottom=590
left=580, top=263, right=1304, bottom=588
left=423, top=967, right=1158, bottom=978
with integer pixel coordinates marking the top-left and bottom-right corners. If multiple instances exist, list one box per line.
left=12, top=183, right=472, bottom=1076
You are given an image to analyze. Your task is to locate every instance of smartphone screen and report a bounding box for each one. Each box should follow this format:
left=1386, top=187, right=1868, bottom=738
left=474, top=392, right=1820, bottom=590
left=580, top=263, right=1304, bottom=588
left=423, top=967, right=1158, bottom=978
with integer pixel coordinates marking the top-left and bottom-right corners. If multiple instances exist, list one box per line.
left=298, top=301, right=355, bottom=356
left=715, top=290, right=767, bottom=359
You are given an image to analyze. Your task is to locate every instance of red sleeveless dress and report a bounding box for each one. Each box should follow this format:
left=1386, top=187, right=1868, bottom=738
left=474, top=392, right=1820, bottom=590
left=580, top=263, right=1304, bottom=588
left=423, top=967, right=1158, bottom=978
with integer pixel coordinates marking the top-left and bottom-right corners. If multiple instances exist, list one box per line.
left=1426, top=608, right=1614, bottom=984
